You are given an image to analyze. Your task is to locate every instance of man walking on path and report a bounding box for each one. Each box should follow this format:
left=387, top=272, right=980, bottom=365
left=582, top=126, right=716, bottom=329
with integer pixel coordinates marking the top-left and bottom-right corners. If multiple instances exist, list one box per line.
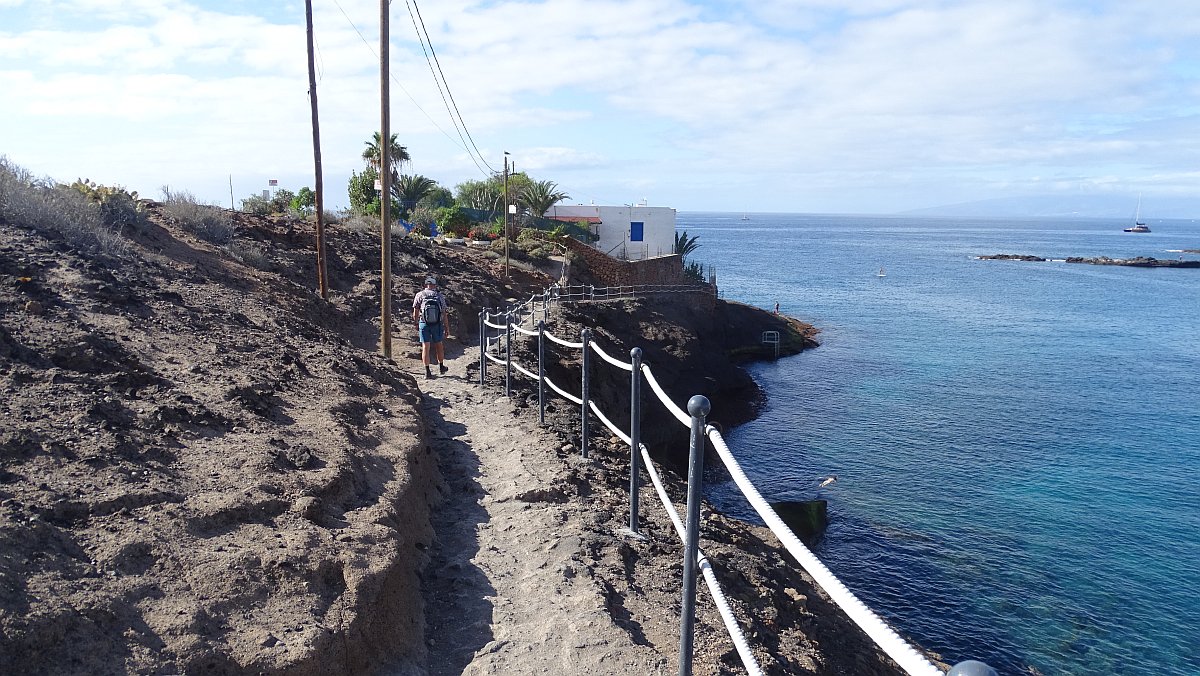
left=413, top=276, right=449, bottom=379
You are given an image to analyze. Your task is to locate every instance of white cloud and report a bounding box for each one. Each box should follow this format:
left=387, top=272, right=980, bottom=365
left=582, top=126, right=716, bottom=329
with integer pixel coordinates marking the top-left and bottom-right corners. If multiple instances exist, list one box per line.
left=2, top=0, right=1198, bottom=212
left=512, top=146, right=606, bottom=171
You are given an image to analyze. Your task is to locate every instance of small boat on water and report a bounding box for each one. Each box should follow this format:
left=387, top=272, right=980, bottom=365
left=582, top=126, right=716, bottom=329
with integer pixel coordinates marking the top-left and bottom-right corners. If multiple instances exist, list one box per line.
left=1125, top=197, right=1150, bottom=232
left=877, top=267, right=886, bottom=277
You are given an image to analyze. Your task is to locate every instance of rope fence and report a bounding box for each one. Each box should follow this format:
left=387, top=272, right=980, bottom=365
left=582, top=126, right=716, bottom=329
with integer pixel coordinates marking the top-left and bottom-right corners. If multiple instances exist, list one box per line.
left=473, top=284, right=993, bottom=676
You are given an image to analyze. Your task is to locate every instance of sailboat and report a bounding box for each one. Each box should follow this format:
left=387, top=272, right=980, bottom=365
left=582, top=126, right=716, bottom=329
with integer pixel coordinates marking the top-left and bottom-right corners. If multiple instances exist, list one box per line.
left=877, top=267, right=886, bottom=277
left=1124, top=196, right=1150, bottom=233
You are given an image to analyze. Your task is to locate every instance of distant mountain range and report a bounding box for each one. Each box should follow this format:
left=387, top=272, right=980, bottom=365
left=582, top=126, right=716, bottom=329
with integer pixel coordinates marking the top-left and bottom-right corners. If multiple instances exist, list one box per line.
left=902, top=195, right=1199, bottom=219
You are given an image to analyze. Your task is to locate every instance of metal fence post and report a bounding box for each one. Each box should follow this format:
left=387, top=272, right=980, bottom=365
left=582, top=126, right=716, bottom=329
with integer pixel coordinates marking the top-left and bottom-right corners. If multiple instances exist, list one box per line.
left=478, top=310, right=485, bottom=388
left=629, top=347, right=643, bottom=534
left=504, top=311, right=512, bottom=397
left=537, top=319, right=546, bottom=425
left=580, top=328, right=591, bottom=458
left=678, top=395, right=710, bottom=676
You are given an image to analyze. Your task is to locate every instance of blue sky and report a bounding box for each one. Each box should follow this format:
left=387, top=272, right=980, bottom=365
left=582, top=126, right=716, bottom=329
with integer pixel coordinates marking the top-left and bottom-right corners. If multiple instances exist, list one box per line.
left=2, top=0, right=1198, bottom=214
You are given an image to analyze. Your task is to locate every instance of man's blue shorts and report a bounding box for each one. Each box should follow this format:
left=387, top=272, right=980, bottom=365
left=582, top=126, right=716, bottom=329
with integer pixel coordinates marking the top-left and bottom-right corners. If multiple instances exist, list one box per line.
left=418, top=322, right=444, bottom=344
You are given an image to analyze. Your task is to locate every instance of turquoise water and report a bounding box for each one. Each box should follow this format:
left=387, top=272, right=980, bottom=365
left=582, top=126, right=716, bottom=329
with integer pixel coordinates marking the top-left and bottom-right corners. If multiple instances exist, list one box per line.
left=685, top=213, right=1200, bottom=675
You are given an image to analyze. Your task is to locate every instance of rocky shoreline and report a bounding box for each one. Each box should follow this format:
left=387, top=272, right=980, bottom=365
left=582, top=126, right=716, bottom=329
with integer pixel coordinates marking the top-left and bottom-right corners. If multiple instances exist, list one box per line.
left=979, top=253, right=1200, bottom=267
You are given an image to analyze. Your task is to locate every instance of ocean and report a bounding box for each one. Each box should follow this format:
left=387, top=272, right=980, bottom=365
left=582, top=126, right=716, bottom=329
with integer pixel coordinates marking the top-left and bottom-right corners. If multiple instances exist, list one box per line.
left=681, top=213, right=1200, bottom=675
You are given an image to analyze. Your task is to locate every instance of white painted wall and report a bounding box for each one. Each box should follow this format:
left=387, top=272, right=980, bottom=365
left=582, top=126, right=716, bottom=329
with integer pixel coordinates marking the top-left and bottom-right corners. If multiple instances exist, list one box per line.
left=546, top=204, right=677, bottom=261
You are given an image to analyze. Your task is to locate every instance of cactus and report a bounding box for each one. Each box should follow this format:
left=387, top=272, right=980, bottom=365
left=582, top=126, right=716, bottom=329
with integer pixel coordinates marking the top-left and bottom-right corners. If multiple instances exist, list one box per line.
left=69, top=178, right=146, bottom=230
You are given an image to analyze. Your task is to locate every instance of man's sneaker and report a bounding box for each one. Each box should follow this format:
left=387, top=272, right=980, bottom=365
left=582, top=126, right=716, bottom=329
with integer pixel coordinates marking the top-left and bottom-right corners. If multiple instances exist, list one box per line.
left=439, top=363, right=448, bottom=374
left=425, top=368, right=433, bottom=379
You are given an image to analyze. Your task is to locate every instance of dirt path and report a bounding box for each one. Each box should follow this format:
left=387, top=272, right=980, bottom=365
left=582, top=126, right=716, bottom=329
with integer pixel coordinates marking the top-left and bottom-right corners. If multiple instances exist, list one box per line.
left=413, top=347, right=668, bottom=675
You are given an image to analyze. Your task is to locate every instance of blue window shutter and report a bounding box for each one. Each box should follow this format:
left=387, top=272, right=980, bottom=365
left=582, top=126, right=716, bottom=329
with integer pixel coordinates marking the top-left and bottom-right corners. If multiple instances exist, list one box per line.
left=630, top=221, right=644, bottom=242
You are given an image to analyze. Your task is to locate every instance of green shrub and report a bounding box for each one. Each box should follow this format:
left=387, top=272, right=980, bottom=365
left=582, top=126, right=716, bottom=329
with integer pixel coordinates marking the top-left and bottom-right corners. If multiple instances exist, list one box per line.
left=407, top=204, right=436, bottom=231
left=290, top=187, right=315, bottom=216
left=433, top=205, right=471, bottom=236
left=348, top=167, right=380, bottom=215
left=516, top=227, right=543, bottom=243
left=240, top=193, right=272, bottom=216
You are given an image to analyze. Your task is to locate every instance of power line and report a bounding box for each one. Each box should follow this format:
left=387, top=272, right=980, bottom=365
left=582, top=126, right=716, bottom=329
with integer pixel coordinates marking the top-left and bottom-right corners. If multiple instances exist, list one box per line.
left=407, top=0, right=496, bottom=174
left=402, top=0, right=489, bottom=175
left=328, top=0, right=492, bottom=176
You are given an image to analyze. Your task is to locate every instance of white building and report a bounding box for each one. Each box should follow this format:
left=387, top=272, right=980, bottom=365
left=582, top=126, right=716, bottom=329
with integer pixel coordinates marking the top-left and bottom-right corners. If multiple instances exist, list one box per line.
left=545, top=204, right=676, bottom=261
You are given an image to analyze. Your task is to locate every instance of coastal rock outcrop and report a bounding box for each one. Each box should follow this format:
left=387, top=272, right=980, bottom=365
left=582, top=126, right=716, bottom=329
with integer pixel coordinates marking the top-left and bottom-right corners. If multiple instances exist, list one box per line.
left=1065, top=255, right=1200, bottom=268
left=978, top=254, right=1047, bottom=261
left=980, top=253, right=1200, bottom=268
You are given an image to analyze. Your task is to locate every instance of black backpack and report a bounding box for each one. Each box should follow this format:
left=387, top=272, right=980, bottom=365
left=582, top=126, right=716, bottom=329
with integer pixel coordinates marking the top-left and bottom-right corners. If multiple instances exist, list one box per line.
left=420, top=296, right=442, bottom=324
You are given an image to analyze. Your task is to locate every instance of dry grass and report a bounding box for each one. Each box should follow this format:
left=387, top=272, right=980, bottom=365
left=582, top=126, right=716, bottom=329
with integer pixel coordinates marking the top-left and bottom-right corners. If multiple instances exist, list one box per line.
left=159, top=187, right=235, bottom=244
left=0, top=157, right=127, bottom=256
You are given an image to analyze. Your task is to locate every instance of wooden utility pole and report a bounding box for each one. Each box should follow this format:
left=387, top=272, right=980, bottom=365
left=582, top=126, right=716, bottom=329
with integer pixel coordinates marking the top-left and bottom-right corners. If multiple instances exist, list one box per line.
left=503, top=152, right=510, bottom=278
left=379, top=0, right=393, bottom=358
left=305, top=0, right=328, bottom=300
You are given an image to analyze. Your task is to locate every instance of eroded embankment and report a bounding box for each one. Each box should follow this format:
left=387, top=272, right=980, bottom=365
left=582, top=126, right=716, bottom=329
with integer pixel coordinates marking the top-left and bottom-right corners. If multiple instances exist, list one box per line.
left=0, top=207, right=523, bottom=674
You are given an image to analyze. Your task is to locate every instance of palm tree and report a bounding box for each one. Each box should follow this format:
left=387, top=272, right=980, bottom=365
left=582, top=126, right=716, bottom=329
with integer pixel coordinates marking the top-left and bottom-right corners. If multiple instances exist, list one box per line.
left=395, top=174, right=438, bottom=215
left=674, top=230, right=700, bottom=258
left=362, top=132, right=410, bottom=176
left=521, top=180, right=570, bottom=217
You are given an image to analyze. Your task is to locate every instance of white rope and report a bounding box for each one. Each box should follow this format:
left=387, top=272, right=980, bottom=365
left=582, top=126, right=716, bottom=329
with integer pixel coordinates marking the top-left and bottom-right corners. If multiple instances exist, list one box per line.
left=639, top=445, right=764, bottom=676
left=512, top=324, right=538, bottom=337
left=476, top=287, right=937, bottom=676
left=588, top=400, right=631, bottom=445
left=483, top=352, right=505, bottom=365
left=512, top=361, right=537, bottom=380
left=545, top=331, right=584, bottom=349
left=544, top=375, right=583, bottom=405
left=484, top=318, right=507, bottom=330
left=589, top=341, right=634, bottom=372
left=705, top=428, right=942, bottom=676
left=640, top=364, right=690, bottom=426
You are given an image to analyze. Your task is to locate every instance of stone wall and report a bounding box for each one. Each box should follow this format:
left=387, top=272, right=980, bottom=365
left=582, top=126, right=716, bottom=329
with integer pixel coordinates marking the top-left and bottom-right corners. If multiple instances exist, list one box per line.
left=548, top=234, right=716, bottom=311
left=556, top=235, right=681, bottom=285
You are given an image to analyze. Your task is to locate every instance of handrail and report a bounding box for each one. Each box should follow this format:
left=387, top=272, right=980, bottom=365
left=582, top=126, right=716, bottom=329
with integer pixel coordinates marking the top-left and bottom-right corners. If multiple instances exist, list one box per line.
left=705, top=427, right=942, bottom=676
left=545, top=331, right=584, bottom=348
left=512, top=324, right=539, bottom=337
left=479, top=311, right=773, bottom=674
left=640, top=364, right=690, bottom=426
left=474, top=288, right=977, bottom=676
left=589, top=341, right=635, bottom=372
left=544, top=375, right=583, bottom=406
left=588, top=400, right=631, bottom=446
left=511, top=361, right=538, bottom=381
left=640, top=443, right=763, bottom=676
